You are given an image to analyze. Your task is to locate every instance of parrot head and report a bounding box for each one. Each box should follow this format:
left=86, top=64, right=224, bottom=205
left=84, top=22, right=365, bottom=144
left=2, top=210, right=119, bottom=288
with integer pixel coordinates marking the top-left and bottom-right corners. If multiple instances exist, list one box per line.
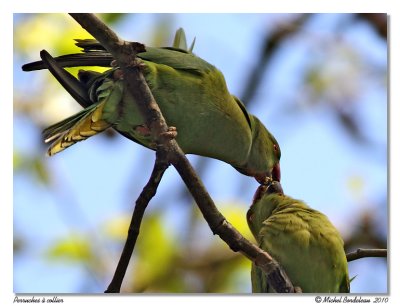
left=247, top=180, right=284, bottom=239
left=234, top=116, right=281, bottom=185
left=252, top=180, right=284, bottom=203
left=253, top=139, right=281, bottom=185
left=249, top=116, right=281, bottom=185
left=257, top=117, right=281, bottom=184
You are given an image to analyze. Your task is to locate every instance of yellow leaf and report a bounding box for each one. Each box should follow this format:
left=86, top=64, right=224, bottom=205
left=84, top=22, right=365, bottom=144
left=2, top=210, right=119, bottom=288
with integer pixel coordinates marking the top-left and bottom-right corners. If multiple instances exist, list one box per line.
left=46, top=234, right=93, bottom=263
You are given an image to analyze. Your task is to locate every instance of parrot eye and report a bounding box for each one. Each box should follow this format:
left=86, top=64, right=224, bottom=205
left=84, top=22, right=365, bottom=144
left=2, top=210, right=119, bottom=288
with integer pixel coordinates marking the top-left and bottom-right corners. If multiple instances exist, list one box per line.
left=273, top=144, right=281, bottom=159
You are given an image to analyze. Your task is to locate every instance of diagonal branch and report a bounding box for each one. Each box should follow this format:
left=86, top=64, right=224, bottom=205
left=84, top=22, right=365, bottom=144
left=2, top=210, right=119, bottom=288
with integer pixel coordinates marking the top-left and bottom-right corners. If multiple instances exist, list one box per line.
left=69, top=13, right=297, bottom=293
left=346, top=248, right=387, bottom=262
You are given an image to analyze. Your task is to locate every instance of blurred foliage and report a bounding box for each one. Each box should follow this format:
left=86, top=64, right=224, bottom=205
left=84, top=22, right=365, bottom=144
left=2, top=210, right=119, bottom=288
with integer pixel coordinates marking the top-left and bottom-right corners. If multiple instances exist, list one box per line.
left=345, top=210, right=387, bottom=252
left=14, top=151, right=50, bottom=185
left=13, top=13, right=387, bottom=293
left=298, top=38, right=385, bottom=145
left=46, top=234, right=94, bottom=263
left=104, top=203, right=253, bottom=293
left=36, top=203, right=251, bottom=293
left=13, top=235, right=25, bottom=254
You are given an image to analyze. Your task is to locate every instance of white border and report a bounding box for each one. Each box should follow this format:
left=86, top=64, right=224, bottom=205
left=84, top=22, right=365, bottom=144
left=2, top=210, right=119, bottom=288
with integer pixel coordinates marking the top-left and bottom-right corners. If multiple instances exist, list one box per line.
left=4, top=1, right=398, bottom=305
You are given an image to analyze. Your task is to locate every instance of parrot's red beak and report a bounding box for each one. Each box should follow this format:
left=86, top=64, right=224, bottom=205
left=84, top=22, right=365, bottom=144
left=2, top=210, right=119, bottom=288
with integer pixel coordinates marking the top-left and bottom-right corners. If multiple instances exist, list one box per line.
left=272, top=163, right=281, bottom=182
left=237, top=162, right=281, bottom=185
left=252, top=180, right=284, bottom=205
left=254, top=162, right=280, bottom=185
left=252, top=184, right=269, bottom=204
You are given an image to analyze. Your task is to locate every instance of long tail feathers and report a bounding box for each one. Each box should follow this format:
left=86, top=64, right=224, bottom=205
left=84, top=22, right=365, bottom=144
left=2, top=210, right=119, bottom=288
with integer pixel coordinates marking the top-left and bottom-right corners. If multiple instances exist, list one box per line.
left=43, top=67, right=124, bottom=156
left=44, top=102, right=111, bottom=156
left=22, top=39, right=112, bottom=72
left=23, top=31, right=194, bottom=157
left=22, top=52, right=114, bottom=71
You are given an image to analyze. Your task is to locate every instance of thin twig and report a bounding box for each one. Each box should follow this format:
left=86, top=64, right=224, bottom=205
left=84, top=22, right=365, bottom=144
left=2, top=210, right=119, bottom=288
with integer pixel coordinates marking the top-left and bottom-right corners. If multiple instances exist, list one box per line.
left=69, top=13, right=296, bottom=293
left=105, top=153, right=169, bottom=293
left=346, top=248, right=387, bottom=262
left=355, top=14, right=387, bottom=40
left=240, top=14, right=310, bottom=106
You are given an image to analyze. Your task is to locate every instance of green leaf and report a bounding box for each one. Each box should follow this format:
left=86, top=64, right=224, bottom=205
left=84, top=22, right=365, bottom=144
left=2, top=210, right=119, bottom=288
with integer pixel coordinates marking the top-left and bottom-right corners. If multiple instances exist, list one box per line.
left=132, top=213, right=177, bottom=290
left=46, top=234, right=94, bottom=263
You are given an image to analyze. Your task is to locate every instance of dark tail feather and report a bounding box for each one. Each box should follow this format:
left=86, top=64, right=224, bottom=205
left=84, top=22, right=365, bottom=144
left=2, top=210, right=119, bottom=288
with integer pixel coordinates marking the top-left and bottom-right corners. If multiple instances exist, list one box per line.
left=22, top=52, right=114, bottom=71
left=74, top=39, right=106, bottom=51
left=38, top=50, right=93, bottom=108
left=22, top=42, right=146, bottom=149
left=22, top=38, right=113, bottom=71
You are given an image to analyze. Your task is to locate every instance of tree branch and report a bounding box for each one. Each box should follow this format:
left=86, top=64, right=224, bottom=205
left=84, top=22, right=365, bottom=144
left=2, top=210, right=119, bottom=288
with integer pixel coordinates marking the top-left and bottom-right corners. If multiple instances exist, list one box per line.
left=346, top=248, right=387, bottom=262
left=69, top=13, right=296, bottom=293
left=355, top=13, right=387, bottom=40
left=105, top=154, right=169, bottom=293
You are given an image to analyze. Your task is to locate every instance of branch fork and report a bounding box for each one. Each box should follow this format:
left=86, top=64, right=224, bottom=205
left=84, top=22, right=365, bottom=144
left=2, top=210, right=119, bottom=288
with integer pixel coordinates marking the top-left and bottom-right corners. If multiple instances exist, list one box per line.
left=69, top=13, right=297, bottom=293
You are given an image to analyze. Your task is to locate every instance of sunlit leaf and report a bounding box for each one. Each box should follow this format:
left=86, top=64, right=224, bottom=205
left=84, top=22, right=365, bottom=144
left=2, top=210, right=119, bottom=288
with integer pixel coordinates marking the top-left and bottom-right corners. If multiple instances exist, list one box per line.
left=13, top=151, right=51, bottom=185
left=347, top=175, right=365, bottom=198
left=46, top=234, right=94, bottom=263
left=31, top=157, right=50, bottom=184
left=219, top=202, right=253, bottom=240
left=13, top=152, right=23, bottom=170
left=131, top=213, right=177, bottom=291
left=103, top=215, right=130, bottom=241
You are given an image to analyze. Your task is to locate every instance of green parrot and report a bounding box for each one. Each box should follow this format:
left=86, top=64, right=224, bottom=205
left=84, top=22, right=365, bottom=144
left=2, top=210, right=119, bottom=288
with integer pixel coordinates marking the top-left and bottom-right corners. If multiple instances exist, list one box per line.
left=22, top=29, right=281, bottom=184
left=247, top=181, right=350, bottom=293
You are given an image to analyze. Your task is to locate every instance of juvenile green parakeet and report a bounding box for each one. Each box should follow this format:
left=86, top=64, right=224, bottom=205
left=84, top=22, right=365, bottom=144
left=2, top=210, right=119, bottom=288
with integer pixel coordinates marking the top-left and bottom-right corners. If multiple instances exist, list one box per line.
left=22, top=29, right=281, bottom=184
left=247, top=181, right=350, bottom=293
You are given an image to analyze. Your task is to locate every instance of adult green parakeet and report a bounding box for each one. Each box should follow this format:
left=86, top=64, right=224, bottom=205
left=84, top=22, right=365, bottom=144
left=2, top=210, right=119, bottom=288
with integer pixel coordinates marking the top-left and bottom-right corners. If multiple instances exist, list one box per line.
left=247, top=181, right=350, bottom=293
left=22, top=29, right=281, bottom=184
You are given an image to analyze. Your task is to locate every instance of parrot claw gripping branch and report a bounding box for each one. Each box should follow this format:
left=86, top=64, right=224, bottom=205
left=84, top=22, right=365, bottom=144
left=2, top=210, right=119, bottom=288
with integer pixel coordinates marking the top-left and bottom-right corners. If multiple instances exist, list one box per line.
left=22, top=13, right=295, bottom=293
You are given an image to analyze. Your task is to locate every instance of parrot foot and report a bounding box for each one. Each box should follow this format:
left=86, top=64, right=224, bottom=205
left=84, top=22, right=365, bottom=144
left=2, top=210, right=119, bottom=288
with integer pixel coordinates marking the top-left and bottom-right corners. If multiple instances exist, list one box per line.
left=160, top=126, right=178, bottom=140
left=112, top=69, right=124, bottom=80
left=135, top=61, right=147, bottom=72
